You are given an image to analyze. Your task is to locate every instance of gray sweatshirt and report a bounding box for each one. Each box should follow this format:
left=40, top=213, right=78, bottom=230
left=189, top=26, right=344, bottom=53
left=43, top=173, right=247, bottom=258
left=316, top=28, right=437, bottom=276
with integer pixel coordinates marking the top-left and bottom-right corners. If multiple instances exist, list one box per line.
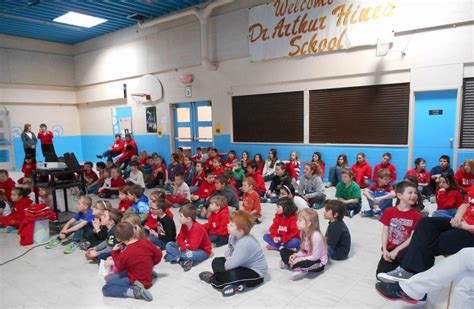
left=298, top=175, right=324, bottom=199
left=224, top=234, right=268, bottom=277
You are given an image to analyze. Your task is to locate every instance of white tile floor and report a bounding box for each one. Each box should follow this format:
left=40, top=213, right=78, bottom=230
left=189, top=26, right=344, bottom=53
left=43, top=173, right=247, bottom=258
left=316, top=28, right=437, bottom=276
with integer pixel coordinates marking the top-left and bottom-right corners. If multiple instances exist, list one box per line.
left=0, top=171, right=450, bottom=308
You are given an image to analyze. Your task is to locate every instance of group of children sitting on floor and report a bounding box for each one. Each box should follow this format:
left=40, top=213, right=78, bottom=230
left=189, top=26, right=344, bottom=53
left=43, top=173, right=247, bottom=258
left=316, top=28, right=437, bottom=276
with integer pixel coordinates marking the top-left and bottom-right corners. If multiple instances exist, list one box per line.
left=0, top=147, right=473, bottom=301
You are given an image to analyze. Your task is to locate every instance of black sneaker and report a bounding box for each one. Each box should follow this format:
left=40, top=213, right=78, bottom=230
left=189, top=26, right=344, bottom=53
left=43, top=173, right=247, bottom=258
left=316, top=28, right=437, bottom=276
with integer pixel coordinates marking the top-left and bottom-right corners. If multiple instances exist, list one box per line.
left=375, top=282, right=426, bottom=305
left=96, top=155, right=103, bottom=159
left=180, top=260, right=193, bottom=272
left=198, top=271, right=214, bottom=284
left=132, top=281, right=153, bottom=302
left=377, top=266, right=414, bottom=283
left=221, top=284, right=246, bottom=297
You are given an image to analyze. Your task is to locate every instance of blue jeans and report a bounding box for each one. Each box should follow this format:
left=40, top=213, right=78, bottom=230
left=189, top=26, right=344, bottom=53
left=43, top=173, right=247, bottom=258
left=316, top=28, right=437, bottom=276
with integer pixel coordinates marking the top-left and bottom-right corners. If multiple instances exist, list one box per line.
left=101, top=150, right=121, bottom=160
left=86, top=183, right=101, bottom=194
left=164, top=242, right=209, bottom=264
left=210, top=234, right=228, bottom=247
left=102, top=271, right=131, bottom=298
left=432, top=208, right=458, bottom=218
left=266, top=194, right=280, bottom=203
left=263, top=233, right=300, bottom=249
left=328, top=167, right=342, bottom=186
left=190, top=186, right=199, bottom=194
left=97, top=251, right=112, bottom=261
left=368, top=191, right=393, bottom=212
left=148, top=235, right=167, bottom=250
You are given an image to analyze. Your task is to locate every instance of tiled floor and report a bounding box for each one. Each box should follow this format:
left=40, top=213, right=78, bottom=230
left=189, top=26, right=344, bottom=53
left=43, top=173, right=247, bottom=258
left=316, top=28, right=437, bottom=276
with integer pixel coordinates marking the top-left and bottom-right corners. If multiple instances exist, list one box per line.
left=1, top=171, right=450, bottom=308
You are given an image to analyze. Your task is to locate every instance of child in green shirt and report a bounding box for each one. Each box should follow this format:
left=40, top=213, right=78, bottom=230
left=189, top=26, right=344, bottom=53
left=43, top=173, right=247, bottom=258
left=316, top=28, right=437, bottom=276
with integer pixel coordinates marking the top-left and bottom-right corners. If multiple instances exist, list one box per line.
left=335, top=169, right=362, bottom=218
left=231, top=160, right=245, bottom=189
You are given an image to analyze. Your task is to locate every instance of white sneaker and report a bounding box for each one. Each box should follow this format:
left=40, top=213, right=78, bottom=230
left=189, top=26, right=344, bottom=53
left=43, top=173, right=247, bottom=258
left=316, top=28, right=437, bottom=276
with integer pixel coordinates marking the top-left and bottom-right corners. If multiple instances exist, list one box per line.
left=291, top=271, right=307, bottom=281
left=280, top=261, right=289, bottom=270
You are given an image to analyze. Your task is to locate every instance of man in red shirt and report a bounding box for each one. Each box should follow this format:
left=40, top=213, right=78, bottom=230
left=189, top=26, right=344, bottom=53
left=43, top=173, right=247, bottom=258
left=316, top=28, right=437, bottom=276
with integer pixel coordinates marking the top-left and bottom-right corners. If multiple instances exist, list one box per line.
left=38, top=124, right=57, bottom=159
left=97, top=134, right=124, bottom=160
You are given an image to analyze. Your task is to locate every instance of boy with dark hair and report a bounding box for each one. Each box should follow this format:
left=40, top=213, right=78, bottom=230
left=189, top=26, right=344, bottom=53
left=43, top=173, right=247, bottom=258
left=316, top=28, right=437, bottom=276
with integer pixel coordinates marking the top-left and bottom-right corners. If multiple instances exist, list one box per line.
left=165, top=204, right=211, bottom=271
left=335, top=169, right=362, bottom=218
left=191, top=169, right=216, bottom=207
left=125, top=184, right=149, bottom=222
left=376, top=181, right=422, bottom=277
left=83, top=161, right=99, bottom=188
left=429, top=155, right=455, bottom=202
left=246, top=161, right=266, bottom=197
left=165, top=172, right=191, bottom=208
left=323, top=200, right=351, bottom=260
left=201, top=175, right=239, bottom=218
left=405, top=158, right=432, bottom=200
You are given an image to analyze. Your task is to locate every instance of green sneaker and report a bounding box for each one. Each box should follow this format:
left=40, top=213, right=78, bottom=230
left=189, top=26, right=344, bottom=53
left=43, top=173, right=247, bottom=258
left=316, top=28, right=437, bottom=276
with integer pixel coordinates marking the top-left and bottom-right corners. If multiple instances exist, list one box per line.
left=63, top=242, right=79, bottom=254
left=46, top=238, right=61, bottom=249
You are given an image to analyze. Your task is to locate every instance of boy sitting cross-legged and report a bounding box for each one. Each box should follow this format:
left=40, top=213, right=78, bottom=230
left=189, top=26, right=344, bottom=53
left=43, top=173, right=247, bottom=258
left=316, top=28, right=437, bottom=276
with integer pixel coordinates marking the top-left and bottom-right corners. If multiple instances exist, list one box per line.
left=46, top=196, right=94, bottom=254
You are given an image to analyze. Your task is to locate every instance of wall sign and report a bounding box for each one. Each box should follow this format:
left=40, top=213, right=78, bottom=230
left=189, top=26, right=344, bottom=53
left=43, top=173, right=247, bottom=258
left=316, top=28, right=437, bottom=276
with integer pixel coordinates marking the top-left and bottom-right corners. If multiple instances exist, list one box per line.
left=429, top=110, right=443, bottom=115
left=146, top=106, right=157, bottom=133
left=185, top=85, right=192, bottom=98
left=249, top=0, right=395, bottom=61
left=112, top=107, right=133, bottom=136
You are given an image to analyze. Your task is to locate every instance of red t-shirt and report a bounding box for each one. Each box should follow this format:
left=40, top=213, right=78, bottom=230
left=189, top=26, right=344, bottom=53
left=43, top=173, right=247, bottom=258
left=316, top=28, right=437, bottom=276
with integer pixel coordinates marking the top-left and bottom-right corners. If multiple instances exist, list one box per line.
left=368, top=183, right=393, bottom=194
left=405, top=169, right=430, bottom=185
left=37, top=131, right=53, bottom=145
left=463, top=188, right=474, bottom=233
left=118, top=199, right=133, bottom=213
left=243, top=191, right=262, bottom=218
left=111, top=177, right=126, bottom=188
left=111, top=239, right=162, bottom=289
left=84, top=170, right=98, bottom=183
left=373, top=162, right=397, bottom=183
left=454, top=166, right=474, bottom=192
left=0, top=178, right=16, bottom=202
left=380, top=206, right=422, bottom=250
left=22, top=162, right=36, bottom=177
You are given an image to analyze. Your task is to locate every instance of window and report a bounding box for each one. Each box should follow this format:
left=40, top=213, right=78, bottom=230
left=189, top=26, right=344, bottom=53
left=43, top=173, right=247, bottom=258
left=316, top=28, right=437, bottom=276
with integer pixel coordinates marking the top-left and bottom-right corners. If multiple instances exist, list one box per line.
left=461, top=78, right=474, bottom=148
left=309, top=83, right=410, bottom=145
left=232, top=91, right=304, bottom=143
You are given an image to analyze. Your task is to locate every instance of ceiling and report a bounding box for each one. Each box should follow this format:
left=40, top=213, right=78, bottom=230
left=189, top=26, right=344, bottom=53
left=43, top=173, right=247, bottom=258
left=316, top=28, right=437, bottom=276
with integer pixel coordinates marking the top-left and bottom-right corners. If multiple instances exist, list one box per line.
left=0, top=0, right=209, bottom=45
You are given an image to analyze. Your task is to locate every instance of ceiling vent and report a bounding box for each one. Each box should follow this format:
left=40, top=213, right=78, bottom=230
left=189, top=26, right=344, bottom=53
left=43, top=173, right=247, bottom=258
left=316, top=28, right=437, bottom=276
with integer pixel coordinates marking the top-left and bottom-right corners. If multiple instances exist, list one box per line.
left=126, top=13, right=152, bottom=23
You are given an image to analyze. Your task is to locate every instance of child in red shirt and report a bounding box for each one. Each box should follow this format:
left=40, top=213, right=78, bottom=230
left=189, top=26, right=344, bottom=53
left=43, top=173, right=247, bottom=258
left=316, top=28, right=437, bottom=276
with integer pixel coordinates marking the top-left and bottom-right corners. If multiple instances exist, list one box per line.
left=454, top=159, right=474, bottom=194
left=432, top=174, right=463, bottom=218
left=246, top=161, right=266, bottom=197
left=191, top=170, right=216, bottom=207
left=102, top=222, right=162, bottom=302
left=242, top=177, right=262, bottom=223
left=263, top=197, right=300, bottom=250
left=351, top=152, right=373, bottom=189
left=98, top=168, right=126, bottom=199
left=204, top=196, right=229, bottom=247
left=253, top=153, right=265, bottom=175
left=83, top=161, right=99, bottom=187
left=18, top=155, right=36, bottom=184
left=376, top=181, right=422, bottom=276
left=146, top=155, right=167, bottom=189
left=224, top=150, right=237, bottom=169
left=405, top=158, right=433, bottom=199
left=212, top=157, right=225, bottom=177
left=0, top=187, right=33, bottom=232
left=118, top=186, right=133, bottom=213
left=287, top=151, right=301, bottom=181
left=0, top=170, right=16, bottom=202
left=191, top=161, right=205, bottom=192
left=240, top=151, right=251, bottom=169
left=373, top=152, right=397, bottom=184
left=164, top=204, right=211, bottom=271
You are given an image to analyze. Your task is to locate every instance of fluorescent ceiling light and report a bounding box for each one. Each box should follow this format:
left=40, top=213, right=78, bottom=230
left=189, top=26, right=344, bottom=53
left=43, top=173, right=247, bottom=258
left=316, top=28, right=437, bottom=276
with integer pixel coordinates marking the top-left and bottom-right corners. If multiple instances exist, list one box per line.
left=53, top=11, right=107, bottom=28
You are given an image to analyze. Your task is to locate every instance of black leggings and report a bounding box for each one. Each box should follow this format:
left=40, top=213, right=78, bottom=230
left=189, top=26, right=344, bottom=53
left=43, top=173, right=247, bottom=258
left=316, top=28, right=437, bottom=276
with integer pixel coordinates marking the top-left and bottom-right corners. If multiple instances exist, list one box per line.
left=280, top=248, right=325, bottom=273
left=401, top=217, right=474, bottom=273
left=210, top=257, right=264, bottom=289
left=41, top=144, right=56, bottom=158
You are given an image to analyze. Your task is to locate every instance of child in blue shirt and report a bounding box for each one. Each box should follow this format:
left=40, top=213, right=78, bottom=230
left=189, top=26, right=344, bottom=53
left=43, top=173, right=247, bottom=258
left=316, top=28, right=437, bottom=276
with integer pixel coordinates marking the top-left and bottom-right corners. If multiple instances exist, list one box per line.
left=125, top=184, right=149, bottom=222
left=45, top=196, right=94, bottom=254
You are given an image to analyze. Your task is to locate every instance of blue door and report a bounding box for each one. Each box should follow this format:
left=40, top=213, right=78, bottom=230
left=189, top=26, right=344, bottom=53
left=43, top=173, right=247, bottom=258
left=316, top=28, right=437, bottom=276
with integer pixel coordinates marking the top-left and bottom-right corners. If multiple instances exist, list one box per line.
left=413, top=90, right=457, bottom=168
left=173, top=101, right=213, bottom=155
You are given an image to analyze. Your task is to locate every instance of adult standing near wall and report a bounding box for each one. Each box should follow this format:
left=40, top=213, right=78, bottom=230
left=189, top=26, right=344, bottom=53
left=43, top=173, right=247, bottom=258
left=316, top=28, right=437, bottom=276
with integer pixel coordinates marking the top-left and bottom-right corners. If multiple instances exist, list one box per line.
left=38, top=123, right=57, bottom=159
left=20, top=123, right=37, bottom=162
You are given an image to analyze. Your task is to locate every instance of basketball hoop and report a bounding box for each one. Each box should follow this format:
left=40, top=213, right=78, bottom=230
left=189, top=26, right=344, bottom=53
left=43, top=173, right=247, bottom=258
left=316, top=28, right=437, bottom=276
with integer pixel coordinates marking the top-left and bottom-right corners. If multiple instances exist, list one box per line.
left=131, top=93, right=152, bottom=106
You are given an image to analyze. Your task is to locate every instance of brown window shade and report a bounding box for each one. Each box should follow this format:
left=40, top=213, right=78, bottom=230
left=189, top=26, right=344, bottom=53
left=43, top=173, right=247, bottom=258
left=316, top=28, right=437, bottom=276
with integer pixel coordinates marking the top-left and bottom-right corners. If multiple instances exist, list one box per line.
left=461, top=78, right=474, bottom=148
left=309, top=83, right=410, bottom=144
left=232, top=92, right=304, bottom=143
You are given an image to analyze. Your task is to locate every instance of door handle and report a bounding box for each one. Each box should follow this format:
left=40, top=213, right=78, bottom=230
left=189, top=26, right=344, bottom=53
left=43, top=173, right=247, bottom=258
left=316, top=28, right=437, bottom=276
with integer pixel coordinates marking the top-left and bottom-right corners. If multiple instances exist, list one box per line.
left=449, top=138, right=454, bottom=147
